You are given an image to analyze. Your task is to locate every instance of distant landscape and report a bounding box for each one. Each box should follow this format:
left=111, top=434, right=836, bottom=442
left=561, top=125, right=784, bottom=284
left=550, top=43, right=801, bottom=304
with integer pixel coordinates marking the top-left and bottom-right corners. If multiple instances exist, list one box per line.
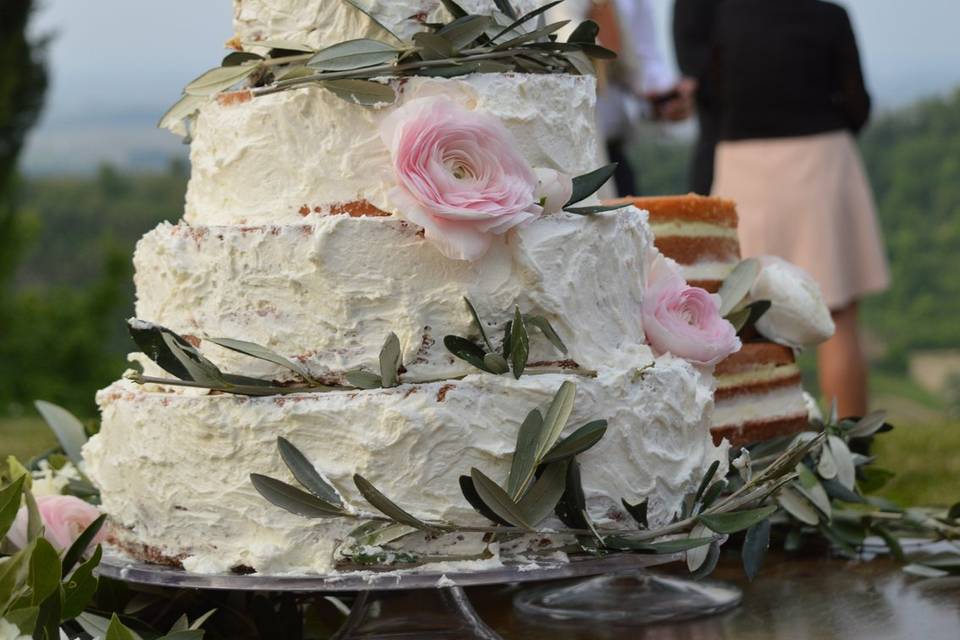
left=2, top=87, right=959, bottom=506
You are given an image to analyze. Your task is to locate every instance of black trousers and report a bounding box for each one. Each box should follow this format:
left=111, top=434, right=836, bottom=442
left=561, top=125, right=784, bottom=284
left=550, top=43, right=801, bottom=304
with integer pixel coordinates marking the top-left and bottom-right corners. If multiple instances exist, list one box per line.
left=690, top=107, right=718, bottom=195
left=606, top=139, right=637, bottom=198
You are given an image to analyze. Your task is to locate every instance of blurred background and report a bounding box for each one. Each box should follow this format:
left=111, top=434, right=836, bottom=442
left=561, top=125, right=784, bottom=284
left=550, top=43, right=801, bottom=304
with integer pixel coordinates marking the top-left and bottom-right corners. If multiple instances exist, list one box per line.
left=1, top=0, right=958, bottom=505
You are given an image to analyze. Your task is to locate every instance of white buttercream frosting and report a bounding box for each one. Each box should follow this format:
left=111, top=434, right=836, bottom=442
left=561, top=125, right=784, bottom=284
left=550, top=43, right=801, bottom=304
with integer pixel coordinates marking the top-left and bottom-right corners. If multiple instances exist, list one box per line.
left=233, top=0, right=543, bottom=52
left=134, top=209, right=651, bottom=381
left=713, top=384, right=808, bottom=429
left=748, top=256, right=835, bottom=349
left=185, top=73, right=601, bottom=226
left=84, top=358, right=725, bottom=575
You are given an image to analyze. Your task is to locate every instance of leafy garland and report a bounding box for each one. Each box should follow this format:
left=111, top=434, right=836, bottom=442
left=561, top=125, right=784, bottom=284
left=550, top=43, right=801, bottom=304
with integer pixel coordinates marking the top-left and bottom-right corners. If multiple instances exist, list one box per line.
left=250, top=381, right=820, bottom=576
left=160, top=0, right=614, bottom=131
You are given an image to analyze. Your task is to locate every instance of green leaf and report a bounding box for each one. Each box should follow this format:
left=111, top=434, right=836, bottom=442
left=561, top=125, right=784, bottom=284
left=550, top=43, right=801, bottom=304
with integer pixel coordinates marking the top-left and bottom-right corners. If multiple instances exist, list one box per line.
left=565, top=163, right=618, bottom=207
left=567, top=19, right=599, bottom=44
left=491, top=0, right=565, bottom=41
left=845, top=410, right=889, bottom=438
left=322, top=79, right=397, bottom=106
left=463, top=297, right=493, bottom=351
left=353, top=474, right=436, bottom=531
left=207, top=337, right=313, bottom=380
left=563, top=204, right=624, bottom=215
left=62, top=544, right=102, bottom=619
left=742, top=518, right=771, bottom=581
left=222, top=51, right=263, bottom=66
left=554, top=461, right=589, bottom=531
left=277, top=65, right=316, bottom=81
left=621, top=498, right=648, bottom=529
left=726, top=300, right=771, bottom=334
left=541, top=420, right=607, bottom=464
left=158, top=632, right=205, bottom=640
left=28, top=537, right=61, bottom=606
left=245, top=39, right=315, bottom=53
left=189, top=608, right=218, bottom=631
left=699, top=505, right=778, bottom=534
left=469, top=468, right=532, bottom=529
left=2, top=607, right=38, bottom=635
left=777, top=486, right=820, bottom=525
left=606, top=536, right=717, bottom=554
left=483, top=352, right=510, bottom=374
left=437, top=15, right=492, bottom=49
left=903, top=563, right=950, bottom=578
left=106, top=613, right=146, bottom=640
left=33, top=580, right=62, bottom=640
left=872, top=524, right=905, bottom=562
left=494, top=20, right=570, bottom=49
left=507, top=409, right=543, bottom=499
left=509, top=306, right=529, bottom=379
left=307, top=38, right=399, bottom=71
left=161, top=333, right=227, bottom=386
left=250, top=474, right=344, bottom=518
left=341, top=0, right=404, bottom=43
left=535, top=381, right=576, bottom=459
left=62, top=513, right=106, bottom=576
left=78, top=613, right=113, bottom=638
left=827, top=435, right=856, bottom=490
left=686, top=523, right=712, bottom=571
left=184, top=64, right=259, bottom=96
left=157, top=93, right=205, bottom=132
left=949, top=502, right=960, bottom=521
left=33, top=400, right=88, bottom=466
left=694, top=460, right=721, bottom=505
left=523, top=315, right=568, bottom=354
left=345, top=370, right=383, bottom=389
left=0, top=542, right=33, bottom=611
left=691, top=540, right=722, bottom=579
left=347, top=521, right=418, bottom=548
left=516, top=461, right=568, bottom=525
left=440, top=0, right=469, bottom=18
left=718, top=258, right=761, bottom=317
left=277, top=438, right=343, bottom=507
left=128, top=320, right=221, bottom=383
left=379, top=332, right=402, bottom=388
left=413, top=32, right=456, bottom=60
left=492, top=0, right=518, bottom=19
left=459, top=475, right=510, bottom=526
left=0, top=474, right=26, bottom=540
left=25, top=489, right=42, bottom=542
left=795, top=463, right=831, bottom=517
left=443, top=335, right=493, bottom=373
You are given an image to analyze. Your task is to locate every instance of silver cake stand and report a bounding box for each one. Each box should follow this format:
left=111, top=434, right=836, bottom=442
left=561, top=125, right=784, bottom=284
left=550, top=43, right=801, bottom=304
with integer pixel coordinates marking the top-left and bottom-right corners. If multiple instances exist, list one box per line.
left=97, top=551, right=741, bottom=638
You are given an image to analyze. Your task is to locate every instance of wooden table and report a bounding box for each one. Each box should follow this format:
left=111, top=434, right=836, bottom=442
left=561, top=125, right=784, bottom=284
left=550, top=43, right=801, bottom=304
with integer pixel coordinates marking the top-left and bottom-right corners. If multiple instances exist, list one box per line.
left=466, top=551, right=960, bottom=639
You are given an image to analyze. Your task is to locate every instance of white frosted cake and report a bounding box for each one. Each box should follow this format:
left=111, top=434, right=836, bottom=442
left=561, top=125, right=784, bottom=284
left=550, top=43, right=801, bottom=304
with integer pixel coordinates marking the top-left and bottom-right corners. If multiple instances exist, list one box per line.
left=82, top=0, right=737, bottom=575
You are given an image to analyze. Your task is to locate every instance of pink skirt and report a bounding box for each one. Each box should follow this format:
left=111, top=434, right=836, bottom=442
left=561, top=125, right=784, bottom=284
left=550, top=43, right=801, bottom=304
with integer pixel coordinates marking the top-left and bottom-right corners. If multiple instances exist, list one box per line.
left=712, top=130, right=890, bottom=309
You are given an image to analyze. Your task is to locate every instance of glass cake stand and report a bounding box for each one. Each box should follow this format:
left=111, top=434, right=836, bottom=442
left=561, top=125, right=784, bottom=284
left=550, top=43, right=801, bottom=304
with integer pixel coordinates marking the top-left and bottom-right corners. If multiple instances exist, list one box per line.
left=97, top=550, right=741, bottom=639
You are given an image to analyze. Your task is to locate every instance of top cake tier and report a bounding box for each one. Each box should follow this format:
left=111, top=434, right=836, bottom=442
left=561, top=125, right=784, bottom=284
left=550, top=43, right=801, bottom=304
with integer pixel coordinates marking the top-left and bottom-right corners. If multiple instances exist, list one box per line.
left=185, top=73, right=601, bottom=226
left=233, top=0, right=544, bottom=52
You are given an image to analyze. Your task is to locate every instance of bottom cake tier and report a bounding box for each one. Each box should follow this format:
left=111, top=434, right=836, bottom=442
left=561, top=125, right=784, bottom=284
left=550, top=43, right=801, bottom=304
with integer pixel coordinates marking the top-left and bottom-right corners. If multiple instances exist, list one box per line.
left=83, top=356, right=726, bottom=575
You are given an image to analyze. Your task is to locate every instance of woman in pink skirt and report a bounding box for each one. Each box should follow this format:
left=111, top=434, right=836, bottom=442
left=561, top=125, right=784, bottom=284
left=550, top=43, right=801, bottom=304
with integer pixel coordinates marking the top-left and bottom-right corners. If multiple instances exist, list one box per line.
left=709, top=0, right=890, bottom=417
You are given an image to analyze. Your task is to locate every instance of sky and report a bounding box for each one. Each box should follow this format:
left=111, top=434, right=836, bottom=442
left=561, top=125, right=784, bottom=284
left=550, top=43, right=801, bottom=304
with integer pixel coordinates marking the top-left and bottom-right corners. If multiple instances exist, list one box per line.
left=20, top=0, right=960, bottom=173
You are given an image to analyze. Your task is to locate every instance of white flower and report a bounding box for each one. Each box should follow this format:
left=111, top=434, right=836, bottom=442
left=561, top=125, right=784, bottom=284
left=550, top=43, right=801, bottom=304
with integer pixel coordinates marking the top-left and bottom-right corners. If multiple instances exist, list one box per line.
left=0, top=618, right=30, bottom=640
left=533, top=168, right=573, bottom=215
left=29, top=460, right=81, bottom=498
left=747, top=256, right=835, bottom=349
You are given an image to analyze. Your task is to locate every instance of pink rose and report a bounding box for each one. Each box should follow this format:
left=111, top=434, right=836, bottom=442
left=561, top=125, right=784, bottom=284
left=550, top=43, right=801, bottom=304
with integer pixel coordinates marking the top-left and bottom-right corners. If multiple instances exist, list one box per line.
left=642, top=255, right=741, bottom=366
left=380, top=97, right=541, bottom=260
left=6, top=495, right=105, bottom=551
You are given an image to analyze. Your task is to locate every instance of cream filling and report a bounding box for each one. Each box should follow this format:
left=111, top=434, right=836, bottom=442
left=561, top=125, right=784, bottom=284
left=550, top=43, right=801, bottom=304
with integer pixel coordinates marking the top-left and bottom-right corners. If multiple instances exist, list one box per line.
left=679, top=261, right=737, bottom=281
left=713, top=384, right=807, bottom=427
left=649, top=221, right=739, bottom=240
left=715, top=363, right=801, bottom=390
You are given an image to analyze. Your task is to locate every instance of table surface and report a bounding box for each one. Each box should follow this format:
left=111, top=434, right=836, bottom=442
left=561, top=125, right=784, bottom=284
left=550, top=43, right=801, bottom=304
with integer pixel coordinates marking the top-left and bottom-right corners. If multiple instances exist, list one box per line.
left=466, top=551, right=960, bottom=640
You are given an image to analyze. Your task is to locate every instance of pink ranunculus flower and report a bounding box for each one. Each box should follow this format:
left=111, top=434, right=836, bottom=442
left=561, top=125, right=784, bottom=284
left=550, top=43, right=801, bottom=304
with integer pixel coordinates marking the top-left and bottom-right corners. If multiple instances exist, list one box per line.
left=642, top=255, right=742, bottom=366
left=5, top=494, right=105, bottom=551
left=379, top=96, right=542, bottom=260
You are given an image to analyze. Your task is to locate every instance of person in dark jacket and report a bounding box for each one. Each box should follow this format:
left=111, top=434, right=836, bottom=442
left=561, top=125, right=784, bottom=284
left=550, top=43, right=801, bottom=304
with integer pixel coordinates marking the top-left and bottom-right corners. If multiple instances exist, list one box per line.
left=707, top=0, right=890, bottom=418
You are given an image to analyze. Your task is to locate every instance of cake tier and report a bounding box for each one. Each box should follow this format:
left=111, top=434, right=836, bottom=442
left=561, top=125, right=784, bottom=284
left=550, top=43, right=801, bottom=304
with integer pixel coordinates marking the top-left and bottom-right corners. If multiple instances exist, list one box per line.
left=186, top=73, right=601, bottom=226
left=133, top=209, right=651, bottom=382
left=610, top=195, right=740, bottom=293
left=712, top=342, right=808, bottom=446
left=234, top=0, right=543, bottom=53
left=83, top=359, right=725, bottom=575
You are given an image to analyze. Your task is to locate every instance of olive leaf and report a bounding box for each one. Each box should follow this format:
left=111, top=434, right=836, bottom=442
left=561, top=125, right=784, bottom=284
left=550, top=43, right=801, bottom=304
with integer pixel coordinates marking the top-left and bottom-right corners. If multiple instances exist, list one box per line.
left=157, top=94, right=205, bottom=132
left=444, top=335, right=495, bottom=373
left=250, top=474, right=345, bottom=518
left=353, top=474, right=437, bottom=531
left=568, top=19, right=599, bottom=45
left=413, top=32, right=456, bottom=60
left=699, top=505, right=778, bottom=534
left=523, top=315, right=568, bottom=354
left=61, top=513, right=106, bottom=576
left=436, top=15, right=492, bottom=50
left=459, top=475, right=511, bottom=526
left=322, top=79, right=397, bottom=106
left=25, top=488, right=43, bottom=541
left=507, top=408, right=544, bottom=499
left=492, top=0, right=518, bottom=20
left=564, top=163, right=619, bottom=207
left=244, top=39, right=315, bottom=53
left=184, top=64, right=260, bottom=96
left=827, top=435, right=856, bottom=490
left=207, top=337, right=312, bottom=380
left=718, top=258, right=761, bottom=317
left=222, top=51, right=263, bottom=66
left=483, top=352, right=510, bottom=374
left=694, top=460, right=721, bottom=506
left=777, top=486, right=820, bottom=525
left=516, top=461, right=569, bottom=525
left=0, top=474, right=26, bottom=540
left=541, top=420, right=607, bottom=464
left=726, top=299, right=771, bottom=334
left=621, top=498, right=648, bottom=529
left=510, top=306, right=529, bottom=378
left=34, top=400, right=87, bottom=466
left=345, top=370, right=383, bottom=389
left=845, top=410, right=889, bottom=438
left=563, top=204, right=624, bottom=215
left=686, top=522, right=713, bottom=571
left=606, top=535, right=716, bottom=555
left=341, top=0, right=404, bottom=44
left=62, top=545, right=102, bottom=620
left=494, top=20, right=570, bottom=50
left=379, top=332, right=402, bottom=388
left=742, top=518, right=771, bottom=581
left=277, top=437, right=343, bottom=507
left=307, top=39, right=399, bottom=71
left=463, top=297, right=493, bottom=351
left=534, top=380, right=576, bottom=459
left=490, top=0, right=565, bottom=41
left=795, top=463, right=831, bottom=517
left=470, top=467, right=532, bottom=529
